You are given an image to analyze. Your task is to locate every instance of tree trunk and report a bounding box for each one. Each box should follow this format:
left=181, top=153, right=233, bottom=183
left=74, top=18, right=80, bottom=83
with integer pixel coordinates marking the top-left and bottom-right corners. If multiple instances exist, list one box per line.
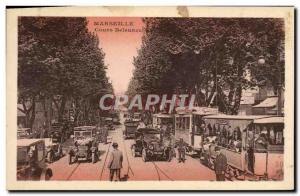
left=231, top=86, right=242, bottom=115
left=74, top=98, right=80, bottom=126
left=228, top=82, right=235, bottom=106
left=206, top=85, right=216, bottom=106
left=29, top=96, right=36, bottom=129
left=58, top=96, right=67, bottom=122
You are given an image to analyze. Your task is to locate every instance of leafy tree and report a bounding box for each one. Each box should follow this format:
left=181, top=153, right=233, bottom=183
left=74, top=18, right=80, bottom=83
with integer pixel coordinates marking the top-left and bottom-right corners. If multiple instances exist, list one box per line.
left=18, top=17, right=112, bottom=128
left=128, top=18, right=284, bottom=114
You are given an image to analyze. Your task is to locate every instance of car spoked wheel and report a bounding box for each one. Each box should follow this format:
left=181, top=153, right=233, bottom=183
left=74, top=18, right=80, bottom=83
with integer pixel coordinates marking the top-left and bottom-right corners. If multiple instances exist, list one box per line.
left=142, top=149, right=148, bottom=162
left=131, top=145, right=136, bottom=157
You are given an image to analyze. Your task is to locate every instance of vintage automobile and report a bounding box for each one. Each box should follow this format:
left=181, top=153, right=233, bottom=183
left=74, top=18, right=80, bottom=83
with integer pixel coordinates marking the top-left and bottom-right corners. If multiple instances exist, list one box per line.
left=133, top=112, right=142, bottom=122
left=131, top=128, right=174, bottom=162
left=17, top=139, right=53, bottom=180
left=44, top=138, right=63, bottom=163
left=105, top=117, right=115, bottom=130
left=123, top=121, right=139, bottom=139
left=17, top=128, right=33, bottom=139
left=68, top=126, right=99, bottom=164
left=50, top=122, right=65, bottom=143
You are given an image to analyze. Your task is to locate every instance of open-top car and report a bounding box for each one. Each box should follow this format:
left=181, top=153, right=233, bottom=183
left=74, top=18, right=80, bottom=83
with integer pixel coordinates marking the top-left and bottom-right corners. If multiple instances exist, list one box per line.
left=50, top=122, right=65, bottom=143
left=105, top=117, right=115, bottom=130
left=68, top=126, right=99, bottom=164
left=44, top=138, right=63, bottom=163
left=17, top=139, right=53, bottom=180
left=131, top=128, right=173, bottom=162
left=17, top=128, right=33, bottom=139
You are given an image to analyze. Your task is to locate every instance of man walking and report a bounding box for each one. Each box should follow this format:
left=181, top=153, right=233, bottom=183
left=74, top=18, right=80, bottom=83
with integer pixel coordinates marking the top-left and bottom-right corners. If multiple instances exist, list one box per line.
left=214, top=146, right=227, bottom=181
left=177, top=138, right=186, bottom=163
left=108, top=142, right=123, bottom=181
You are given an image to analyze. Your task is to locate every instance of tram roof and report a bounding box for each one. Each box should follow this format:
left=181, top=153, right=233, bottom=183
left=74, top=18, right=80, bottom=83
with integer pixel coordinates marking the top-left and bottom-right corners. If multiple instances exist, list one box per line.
left=153, top=113, right=173, bottom=118
left=17, top=128, right=31, bottom=132
left=253, top=116, right=284, bottom=124
left=136, top=128, right=160, bottom=134
left=74, top=126, right=96, bottom=131
left=203, top=114, right=269, bottom=120
left=17, top=139, right=44, bottom=147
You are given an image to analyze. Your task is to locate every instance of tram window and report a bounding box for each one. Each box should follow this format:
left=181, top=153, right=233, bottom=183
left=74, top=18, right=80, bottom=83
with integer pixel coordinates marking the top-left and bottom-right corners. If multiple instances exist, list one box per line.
left=255, top=124, right=284, bottom=146
left=209, top=124, right=242, bottom=152
left=176, top=117, right=189, bottom=130
left=195, top=120, right=205, bottom=135
left=274, top=125, right=284, bottom=145
left=207, top=124, right=213, bottom=136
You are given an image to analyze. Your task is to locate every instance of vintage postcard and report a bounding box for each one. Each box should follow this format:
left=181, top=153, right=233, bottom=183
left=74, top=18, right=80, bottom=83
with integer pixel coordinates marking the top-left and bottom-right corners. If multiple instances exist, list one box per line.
left=6, top=6, right=294, bottom=190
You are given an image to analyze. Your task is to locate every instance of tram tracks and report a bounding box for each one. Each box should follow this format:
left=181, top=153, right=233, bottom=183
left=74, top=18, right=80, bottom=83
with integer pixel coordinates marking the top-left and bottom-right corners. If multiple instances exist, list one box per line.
left=121, top=137, right=174, bottom=181
left=151, top=161, right=174, bottom=181
left=121, top=136, right=135, bottom=179
left=66, top=163, right=81, bottom=180
left=99, top=142, right=111, bottom=180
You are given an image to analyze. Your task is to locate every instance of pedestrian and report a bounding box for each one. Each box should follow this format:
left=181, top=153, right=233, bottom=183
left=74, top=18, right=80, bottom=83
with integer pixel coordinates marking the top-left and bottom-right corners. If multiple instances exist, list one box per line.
left=107, top=142, right=123, bottom=181
left=214, top=146, right=227, bottom=181
left=177, top=138, right=186, bottom=163
left=246, top=146, right=254, bottom=174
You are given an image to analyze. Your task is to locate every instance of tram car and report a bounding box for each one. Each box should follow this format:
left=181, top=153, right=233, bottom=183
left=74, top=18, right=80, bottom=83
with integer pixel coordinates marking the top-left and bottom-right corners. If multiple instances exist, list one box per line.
left=191, top=108, right=218, bottom=154
left=201, top=114, right=284, bottom=180
left=174, top=111, right=192, bottom=146
left=252, top=116, right=284, bottom=180
left=152, top=113, right=174, bottom=130
left=174, top=107, right=218, bottom=155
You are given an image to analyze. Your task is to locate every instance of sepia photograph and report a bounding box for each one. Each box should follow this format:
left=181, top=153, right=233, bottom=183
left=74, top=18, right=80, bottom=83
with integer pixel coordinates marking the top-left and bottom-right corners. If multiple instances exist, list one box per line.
left=6, top=6, right=294, bottom=190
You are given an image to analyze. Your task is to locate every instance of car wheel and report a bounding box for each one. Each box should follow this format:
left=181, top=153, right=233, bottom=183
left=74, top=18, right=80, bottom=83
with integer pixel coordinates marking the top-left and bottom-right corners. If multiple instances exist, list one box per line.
left=41, top=168, right=53, bottom=180
left=142, top=149, right=148, bottom=162
left=131, top=145, right=136, bottom=157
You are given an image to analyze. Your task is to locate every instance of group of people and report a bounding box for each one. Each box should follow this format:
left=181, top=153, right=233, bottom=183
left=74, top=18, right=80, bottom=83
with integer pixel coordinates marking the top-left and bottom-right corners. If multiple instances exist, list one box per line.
left=107, top=141, right=228, bottom=182
left=196, top=123, right=242, bottom=153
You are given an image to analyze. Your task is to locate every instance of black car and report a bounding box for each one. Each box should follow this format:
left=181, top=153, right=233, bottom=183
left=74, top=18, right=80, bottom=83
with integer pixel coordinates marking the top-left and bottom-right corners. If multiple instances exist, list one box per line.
left=131, top=128, right=173, bottom=162
left=123, top=121, right=139, bottom=139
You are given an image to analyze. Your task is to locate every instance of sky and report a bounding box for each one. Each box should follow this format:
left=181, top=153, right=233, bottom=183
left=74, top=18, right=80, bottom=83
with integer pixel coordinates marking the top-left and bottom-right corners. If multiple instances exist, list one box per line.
left=87, top=17, right=144, bottom=95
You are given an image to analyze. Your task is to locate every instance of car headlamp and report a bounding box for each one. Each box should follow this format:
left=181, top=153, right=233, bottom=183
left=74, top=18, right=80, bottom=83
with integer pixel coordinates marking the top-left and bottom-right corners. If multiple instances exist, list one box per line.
left=148, top=144, right=154, bottom=150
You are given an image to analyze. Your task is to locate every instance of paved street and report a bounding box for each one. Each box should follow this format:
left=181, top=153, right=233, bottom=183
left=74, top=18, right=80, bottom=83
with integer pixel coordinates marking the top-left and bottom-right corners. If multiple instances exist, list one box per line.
left=48, top=125, right=216, bottom=181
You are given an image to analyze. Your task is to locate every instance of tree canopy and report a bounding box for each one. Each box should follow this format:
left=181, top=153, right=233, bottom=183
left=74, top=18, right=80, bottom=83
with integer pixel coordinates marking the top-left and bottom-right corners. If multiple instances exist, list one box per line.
left=18, top=17, right=113, bottom=127
left=127, top=18, right=284, bottom=114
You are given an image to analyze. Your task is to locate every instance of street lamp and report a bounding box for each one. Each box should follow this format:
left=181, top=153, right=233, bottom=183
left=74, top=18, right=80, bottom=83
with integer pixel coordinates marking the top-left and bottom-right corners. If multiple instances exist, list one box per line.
left=257, top=55, right=265, bottom=65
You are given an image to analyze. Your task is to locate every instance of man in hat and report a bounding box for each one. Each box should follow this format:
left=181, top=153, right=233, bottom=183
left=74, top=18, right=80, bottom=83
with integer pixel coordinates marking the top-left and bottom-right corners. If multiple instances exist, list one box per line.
left=177, top=138, right=186, bottom=163
left=214, top=146, right=227, bottom=181
left=107, top=142, right=123, bottom=181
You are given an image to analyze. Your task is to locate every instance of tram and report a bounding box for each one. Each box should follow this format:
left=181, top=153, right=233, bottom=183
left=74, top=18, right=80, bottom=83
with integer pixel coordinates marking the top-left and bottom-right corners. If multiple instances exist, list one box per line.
left=252, top=116, right=284, bottom=180
left=152, top=113, right=174, bottom=129
left=174, top=107, right=217, bottom=155
left=201, top=114, right=284, bottom=180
